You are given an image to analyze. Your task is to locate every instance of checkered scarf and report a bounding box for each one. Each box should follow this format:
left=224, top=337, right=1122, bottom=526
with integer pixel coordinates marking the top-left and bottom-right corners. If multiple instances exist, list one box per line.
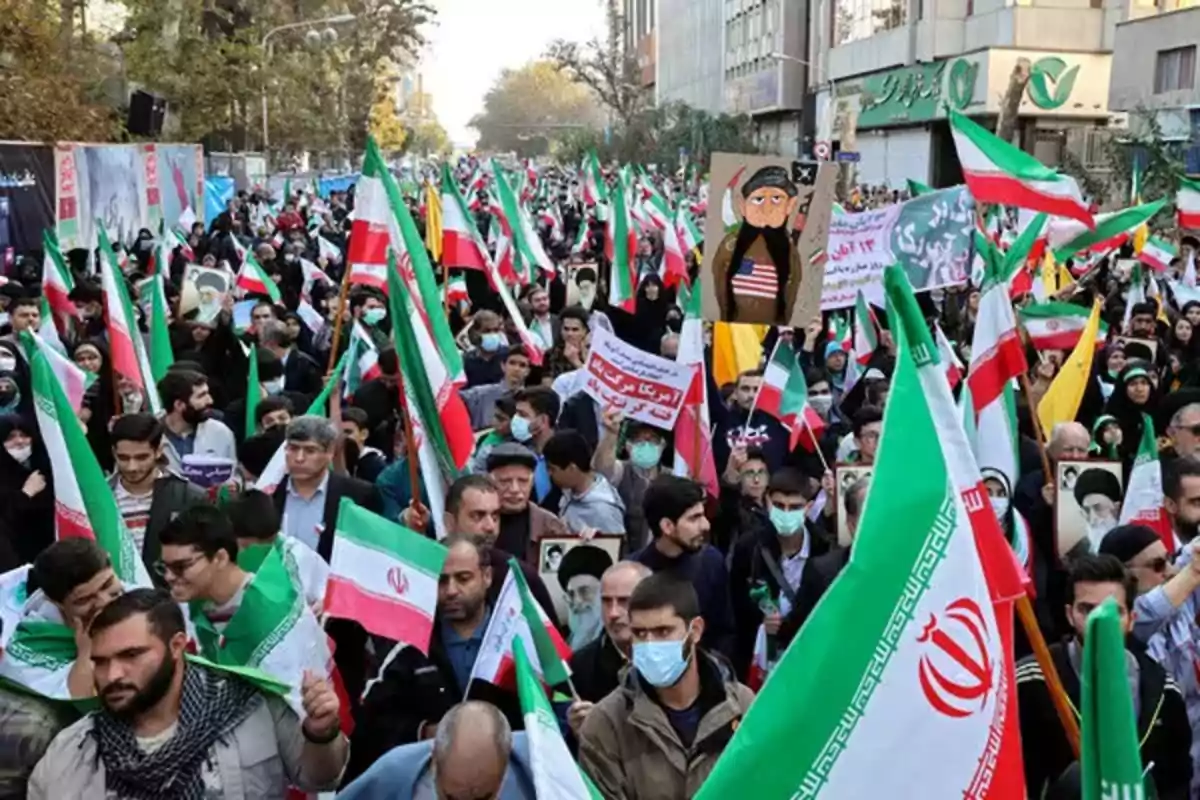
left=90, top=662, right=262, bottom=800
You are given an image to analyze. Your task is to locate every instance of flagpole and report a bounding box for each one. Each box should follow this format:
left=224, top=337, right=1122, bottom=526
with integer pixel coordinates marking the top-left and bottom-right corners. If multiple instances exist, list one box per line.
left=324, top=263, right=354, bottom=378
left=390, top=338, right=425, bottom=513
left=692, top=365, right=703, bottom=483
left=1016, top=593, right=1081, bottom=757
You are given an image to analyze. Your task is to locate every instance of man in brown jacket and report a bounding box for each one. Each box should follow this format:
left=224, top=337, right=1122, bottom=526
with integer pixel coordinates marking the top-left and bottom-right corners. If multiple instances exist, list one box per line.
left=578, top=573, right=754, bottom=799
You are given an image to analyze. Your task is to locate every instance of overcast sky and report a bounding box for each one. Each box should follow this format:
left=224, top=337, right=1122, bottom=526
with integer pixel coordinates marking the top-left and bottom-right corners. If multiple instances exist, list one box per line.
left=424, top=0, right=606, bottom=147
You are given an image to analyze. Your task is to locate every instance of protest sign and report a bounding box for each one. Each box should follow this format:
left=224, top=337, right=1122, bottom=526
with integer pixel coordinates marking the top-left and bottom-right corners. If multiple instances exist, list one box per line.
left=582, top=326, right=692, bottom=429
left=821, top=186, right=975, bottom=310
left=180, top=455, right=236, bottom=488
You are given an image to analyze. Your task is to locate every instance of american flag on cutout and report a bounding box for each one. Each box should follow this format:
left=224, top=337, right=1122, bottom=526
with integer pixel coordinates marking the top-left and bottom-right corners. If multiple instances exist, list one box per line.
left=731, top=258, right=778, bottom=299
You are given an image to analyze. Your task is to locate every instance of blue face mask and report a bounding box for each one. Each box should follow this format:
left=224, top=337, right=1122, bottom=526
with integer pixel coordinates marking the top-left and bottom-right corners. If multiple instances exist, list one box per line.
left=362, top=308, right=386, bottom=326
left=510, top=415, right=533, bottom=442
left=481, top=332, right=506, bottom=353
left=633, top=630, right=695, bottom=688
left=628, top=441, right=663, bottom=470
left=769, top=506, right=806, bottom=537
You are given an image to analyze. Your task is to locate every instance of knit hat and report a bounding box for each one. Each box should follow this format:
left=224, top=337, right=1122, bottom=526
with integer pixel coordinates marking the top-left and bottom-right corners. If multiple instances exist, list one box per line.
left=1097, top=524, right=1160, bottom=564
left=824, top=341, right=844, bottom=361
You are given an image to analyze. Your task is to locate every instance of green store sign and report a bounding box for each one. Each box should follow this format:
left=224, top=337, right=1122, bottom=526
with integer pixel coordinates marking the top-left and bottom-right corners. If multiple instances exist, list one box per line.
left=1027, top=56, right=1080, bottom=110
left=858, top=58, right=978, bottom=128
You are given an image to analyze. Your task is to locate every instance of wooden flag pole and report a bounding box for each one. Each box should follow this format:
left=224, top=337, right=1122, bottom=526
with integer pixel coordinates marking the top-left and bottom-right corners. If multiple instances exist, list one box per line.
left=324, top=265, right=354, bottom=379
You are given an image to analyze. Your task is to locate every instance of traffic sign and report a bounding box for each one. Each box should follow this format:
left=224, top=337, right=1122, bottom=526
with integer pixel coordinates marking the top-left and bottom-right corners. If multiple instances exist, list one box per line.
left=813, top=141, right=831, bottom=160
left=836, top=151, right=861, bottom=163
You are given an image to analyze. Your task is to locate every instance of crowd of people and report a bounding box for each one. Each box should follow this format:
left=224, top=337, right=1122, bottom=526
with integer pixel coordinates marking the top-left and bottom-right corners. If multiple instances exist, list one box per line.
left=0, top=149, right=1197, bottom=799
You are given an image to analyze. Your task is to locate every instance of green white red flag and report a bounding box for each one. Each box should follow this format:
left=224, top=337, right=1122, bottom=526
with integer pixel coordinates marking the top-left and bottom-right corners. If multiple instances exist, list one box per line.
left=327, top=499, right=447, bottom=648
left=145, top=272, right=175, bottom=383
left=696, top=265, right=1027, bottom=799
left=676, top=204, right=703, bottom=255
left=41, top=230, right=75, bottom=336
left=491, top=163, right=537, bottom=285
left=513, top=638, right=603, bottom=799
left=235, top=251, right=282, bottom=304
left=29, top=330, right=88, bottom=413
left=1178, top=176, right=1200, bottom=230
left=342, top=321, right=382, bottom=397
left=1138, top=235, right=1177, bottom=273
left=98, top=228, right=162, bottom=414
left=1118, top=413, right=1172, bottom=549
left=721, top=166, right=747, bottom=231
left=1048, top=200, right=1166, bottom=263
left=949, top=109, right=1092, bottom=227
left=673, top=283, right=719, bottom=496
left=1018, top=301, right=1110, bottom=351
left=444, top=275, right=468, bottom=305
left=581, top=150, right=607, bottom=207
left=605, top=174, right=637, bottom=312
left=853, top=291, right=878, bottom=366
left=23, top=332, right=151, bottom=586
left=469, top=561, right=571, bottom=690
left=1078, top=598, right=1154, bottom=800
left=968, top=261, right=1028, bottom=413
left=934, top=322, right=963, bottom=389
left=755, top=338, right=825, bottom=451
left=643, top=187, right=689, bottom=287
left=440, top=163, right=491, bottom=272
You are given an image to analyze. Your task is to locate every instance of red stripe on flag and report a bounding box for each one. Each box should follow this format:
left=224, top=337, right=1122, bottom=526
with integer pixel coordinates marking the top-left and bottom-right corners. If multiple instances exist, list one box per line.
left=1179, top=210, right=1200, bottom=230
left=324, top=578, right=435, bottom=650
left=967, top=330, right=1026, bottom=412
left=441, top=232, right=490, bottom=271
left=963, top=172, right=1092, bottom=227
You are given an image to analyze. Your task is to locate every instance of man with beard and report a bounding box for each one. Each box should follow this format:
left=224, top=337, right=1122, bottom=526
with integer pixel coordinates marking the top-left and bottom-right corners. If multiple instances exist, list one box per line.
left=557, top=544, right=613, bottom=651
left=712, top=165, right=804, bottom=325
left=1071, top=467, right=1123, bottom=554
left=156, top=369, right=236, bottom=472
left=486, top=443, right=567, bottom=565
left=28, top=589, right=348, bottom=799
left=631, top=475, right=736, bottom=659
left=1166, top=456, right=1200, bottom=550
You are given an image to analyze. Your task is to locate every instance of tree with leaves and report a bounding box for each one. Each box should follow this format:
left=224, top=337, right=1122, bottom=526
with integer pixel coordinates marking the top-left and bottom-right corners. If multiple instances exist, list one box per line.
left=369, top=67, right=408, bottom=154
left=469, top=60, right=603, bottom=157
left=405, top=118, right=451, bottom=157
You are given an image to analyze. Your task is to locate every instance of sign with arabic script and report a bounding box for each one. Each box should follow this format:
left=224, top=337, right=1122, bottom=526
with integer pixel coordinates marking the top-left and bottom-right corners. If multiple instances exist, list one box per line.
left=582, top=326, right=693, bottom=430
left=821, top=186, right=975, bottom=310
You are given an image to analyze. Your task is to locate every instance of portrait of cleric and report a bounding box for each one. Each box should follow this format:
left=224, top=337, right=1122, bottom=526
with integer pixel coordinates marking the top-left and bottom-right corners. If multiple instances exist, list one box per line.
left=703, top=154, right=834, bottom=328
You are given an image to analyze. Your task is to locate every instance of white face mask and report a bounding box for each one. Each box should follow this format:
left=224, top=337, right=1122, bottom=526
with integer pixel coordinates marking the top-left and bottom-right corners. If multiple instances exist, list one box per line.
left=5, top=444, right=31, bottom=463
left=809, top=394, right=833, bottom=417
left=989, top=496, right=1009, bottom=521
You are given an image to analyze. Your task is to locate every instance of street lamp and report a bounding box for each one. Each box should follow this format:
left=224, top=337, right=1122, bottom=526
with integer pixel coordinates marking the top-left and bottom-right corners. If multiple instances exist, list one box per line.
left=261, top=13, right=357, bottom=154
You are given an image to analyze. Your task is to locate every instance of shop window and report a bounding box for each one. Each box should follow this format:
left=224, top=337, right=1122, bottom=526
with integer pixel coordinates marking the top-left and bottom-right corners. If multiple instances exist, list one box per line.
left=1155, top=46, right=1197, bottom=93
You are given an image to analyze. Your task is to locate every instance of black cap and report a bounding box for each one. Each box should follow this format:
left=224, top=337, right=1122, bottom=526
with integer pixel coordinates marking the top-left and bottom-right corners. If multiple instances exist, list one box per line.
left=486, top=442, right=537, bottom=472
left=556, top=544, right=613, bottom=591
left=1073, top=467, right=1122, bottom=507
left=1097, top=524, right=1160, bottom=563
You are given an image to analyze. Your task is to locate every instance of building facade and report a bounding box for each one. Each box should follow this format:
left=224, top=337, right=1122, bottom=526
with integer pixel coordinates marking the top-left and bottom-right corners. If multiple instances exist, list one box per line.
left=624, top=0, right=658, bottom=93
left=805, top=0, right=1132, bottom=188
left=1108, top=5, right=1200, bottom=166
left=656, top=0, right=726, bottom=113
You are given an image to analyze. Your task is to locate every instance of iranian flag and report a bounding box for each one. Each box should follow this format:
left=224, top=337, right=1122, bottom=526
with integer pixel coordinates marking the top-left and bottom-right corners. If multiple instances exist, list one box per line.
left=1079, top=598, right=1154, bottom=799
left=98, top=228, right=161, bottom=414
left=42, top=231, right=75, bottom=335
left=145, top=272, right=174, bottom=383
left=1018, top=301, right=1109, bottom=351
left=513, top=638, right=603, bottom=799
left=581, top=150, right=607, bottom=207
left=342, top=322, right=381, bottom=397
left=190, top=541, right=332, bottom=719
left=676, top=205, right=702, bottom=256
left=1118, top=413, right=1172, bottom=549
left=1178, top=176, right=1200, bottom=230
left=444, top=275, right=468, bottom=305
left=570, top=219, right=589, bottom=255
left=170, top=228, right=195, bottom=262
left=853, top=290, right=878, bottom=365
left=606, top=174, right=637, bottom=313
left=644, top=190, right=689, bottom=287
left=673, top=284, right=719, bottom=497
left=29, top=330, right=88, bottom=413
left=949, top=109, right=1092, bottom=227
left=695, top=265, right=1027, bottom=800
left=23, top=333, right=150, bottom=585
left=968, top=272, right=1028, bottom=413
left=755, top=338, right=826, bottom=451
left=440, top=163, right=491, bottom=271
left=327, top=499, right=447, bottom=647
left=492, top=162, right=550, bottom=284
left=1047, top=200, right=1165, bottom=263
left=469, top=561, right=571, bottom=690
left=934, top=322, right=964, bottom=389
left=299, top=258, right=334, bottom=300
left=1138, top=235, right=1177, bottom=272
left=235, top=252, right=282, bottom=303
left=721, top=166, right=748, bottom=231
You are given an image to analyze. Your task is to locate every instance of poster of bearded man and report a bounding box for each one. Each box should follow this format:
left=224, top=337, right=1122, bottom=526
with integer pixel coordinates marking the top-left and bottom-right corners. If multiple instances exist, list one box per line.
left=702, top=154, right=837, bottom=326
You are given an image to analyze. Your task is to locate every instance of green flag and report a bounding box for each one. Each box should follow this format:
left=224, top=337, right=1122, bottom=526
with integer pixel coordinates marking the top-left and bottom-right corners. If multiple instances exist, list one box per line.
left=1081, top=597, right=1154, bottom=800
left=245, top=344, right=259, bottom=440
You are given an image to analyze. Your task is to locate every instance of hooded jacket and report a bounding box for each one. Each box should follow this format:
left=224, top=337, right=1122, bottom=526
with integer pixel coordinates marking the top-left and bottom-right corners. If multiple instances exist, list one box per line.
left=559, top=473, right=627, bottom=535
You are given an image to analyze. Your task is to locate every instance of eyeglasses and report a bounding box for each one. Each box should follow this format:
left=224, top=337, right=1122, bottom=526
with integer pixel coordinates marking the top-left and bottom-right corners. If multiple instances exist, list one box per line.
left=740, top=469, right=768, bottom=480
left=1174, top=423, right=1200, bottom=438
left=154, top=555, right=204, bottom=577
left=1131, top=556, right=1169, bottom=574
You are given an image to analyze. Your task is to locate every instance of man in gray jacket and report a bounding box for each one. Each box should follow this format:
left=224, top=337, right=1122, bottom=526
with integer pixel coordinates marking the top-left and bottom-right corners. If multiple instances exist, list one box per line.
left=29, top=589, right=347, bottom=800
left=156, top=369, right=237, bottom=472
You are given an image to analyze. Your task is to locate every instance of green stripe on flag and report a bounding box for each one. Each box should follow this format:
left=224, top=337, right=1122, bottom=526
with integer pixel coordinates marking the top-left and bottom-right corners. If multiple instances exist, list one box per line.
left=148, top=274, right=174, bottom=382
left=510, top=558, right=570, bottom=687
left=334, top=498, right=447, bottom=576
left=1051, top=200, right=1166, bottom=262
left=245, top=344, right=259, bottom=440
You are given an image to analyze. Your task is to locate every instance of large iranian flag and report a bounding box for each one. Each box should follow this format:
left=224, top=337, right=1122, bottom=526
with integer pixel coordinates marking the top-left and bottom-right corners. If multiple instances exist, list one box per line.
left=643, top=187, right=689, bottom=287
left=470, top=562, right=571, bottom=690
left=23, top=332, right=150, bottom=587
left=97, top=228, right=151, bottom=398
left=755, top=338, right=825, bottom=451
left=696, top=265, right=1026, bottom=799
left=513, top=638, right=603, bottom=799
left=1138, top=235, right=1177, bottom=273
left=29, top=331, right=88, bottom=413
left=1118, top=413, right=1172, bottom=549
left=949, top=109, right=1092, bottom=227
left=606, top=174, right=637, bottom=312
left=234, top=252, right=282, bottom=304
left=1018, top=301, right=1110, bottom=351
left=1047, top=200, right=1165, bottom=263
left=190, top=540, right=331, bottom=719
left=581, top=150, right=607, bottom=207
left=440, top=163, right=490, bottom=271
left=1178, top=176, right=1200, bottom=230
left=673, top=283, right=719, bottom=497
left=968, top=274, right=1028, bottom=413
left=41, top=230, right=75, bottom=337
left=327, top=499, right=447, bottom=648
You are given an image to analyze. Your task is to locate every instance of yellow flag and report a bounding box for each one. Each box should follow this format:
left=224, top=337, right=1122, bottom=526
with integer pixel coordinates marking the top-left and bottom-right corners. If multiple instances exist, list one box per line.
left=712, top=322, right=768, bottom=387
left=1038, top=299, right=1102, bottom=434
left=1057, top=264, right=1074, bottom=292
left=425, top=179, right=443, bottom=262
left=1041, top=251, right=1058, bottom=295
left=1132, top=221, right=1149, bottom=255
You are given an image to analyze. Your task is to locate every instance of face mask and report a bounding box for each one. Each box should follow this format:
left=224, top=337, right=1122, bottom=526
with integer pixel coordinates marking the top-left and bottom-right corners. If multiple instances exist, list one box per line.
left=809, top=395, right=833, bottom=417
left=0, top=355, right=15, bottom=374
left=511, top=415, right=533, bottom=443
left=990, top=497, right=1010, bottom=522
left=362, top=308, right=386, bottom=326
left=284, top=253, right=297, bottom=263
left=769, top=506, right=806, bottom=537
left=481, top=332, right=505, bottom=353
left=629, top=441, right=663, bottom=470
left=633, top=630, right=694, bottom=688
left=262, top=378, right=285, bottom=396
left=5, top=444, right=30, bottom=463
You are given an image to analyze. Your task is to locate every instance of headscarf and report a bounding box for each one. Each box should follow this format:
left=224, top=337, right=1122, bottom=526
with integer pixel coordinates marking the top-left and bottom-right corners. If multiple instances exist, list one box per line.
left=1103, top=362, right=1160, bottom=463
left=72, top=339, right=116, bottom=471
